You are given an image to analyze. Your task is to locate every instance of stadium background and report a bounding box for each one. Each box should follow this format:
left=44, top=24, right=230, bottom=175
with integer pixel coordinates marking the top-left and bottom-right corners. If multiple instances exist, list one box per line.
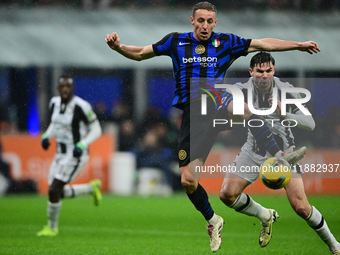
left=0, top=0, right=340, bottom=195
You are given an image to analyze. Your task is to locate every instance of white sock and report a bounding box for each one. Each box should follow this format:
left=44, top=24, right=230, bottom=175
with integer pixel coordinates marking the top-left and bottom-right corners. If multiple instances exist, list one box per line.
left=47, top=201, right=62, bottom=231
left=207, top=213, right=218, bottom=225
left=229, top=193, right=271, bottom=223
left=63, top=184, right=93, bottom=198
left=306, top=206, right=340, bottom=252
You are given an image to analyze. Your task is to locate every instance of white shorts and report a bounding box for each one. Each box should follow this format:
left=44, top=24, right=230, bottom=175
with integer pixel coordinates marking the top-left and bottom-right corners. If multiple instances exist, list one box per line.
left=48, top=153, right=89, bottom=185
left=227, top=149, right=302, bottom=185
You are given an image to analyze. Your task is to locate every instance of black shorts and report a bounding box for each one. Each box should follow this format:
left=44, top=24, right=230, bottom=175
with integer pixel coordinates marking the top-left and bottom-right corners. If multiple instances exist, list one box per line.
left=177, top=93, right=233, bottom=167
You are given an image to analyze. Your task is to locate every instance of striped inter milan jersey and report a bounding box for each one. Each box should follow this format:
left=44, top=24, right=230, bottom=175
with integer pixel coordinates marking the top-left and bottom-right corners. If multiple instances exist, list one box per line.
left=152, top=32, right=251, bottom=109
left=48, top=96, right=97, bottom=151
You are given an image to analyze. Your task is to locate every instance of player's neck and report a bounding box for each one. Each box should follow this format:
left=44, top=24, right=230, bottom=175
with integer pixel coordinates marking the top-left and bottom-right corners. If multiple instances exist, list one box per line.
left=61, top=95, right=74, bottom=104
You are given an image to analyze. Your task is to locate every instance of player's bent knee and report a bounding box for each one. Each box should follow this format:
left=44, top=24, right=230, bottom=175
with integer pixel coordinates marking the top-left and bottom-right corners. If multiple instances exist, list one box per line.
left=219, top=186, right=239, bottom=206
left=48, top=185, right=63, bottom=201
left=48, top=188, right=59, bottom=201
left=219, top=192, right=236, bottom=206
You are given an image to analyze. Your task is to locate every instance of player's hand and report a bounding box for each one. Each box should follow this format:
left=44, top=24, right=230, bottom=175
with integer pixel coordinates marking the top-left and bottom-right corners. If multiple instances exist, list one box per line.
left=298, top=41, right=320, bottom=54
left=42, top=138, right=50, bottom=150
left=105, top=32, right=120, bottom=51
left=73, top=142, right=85, bottom=158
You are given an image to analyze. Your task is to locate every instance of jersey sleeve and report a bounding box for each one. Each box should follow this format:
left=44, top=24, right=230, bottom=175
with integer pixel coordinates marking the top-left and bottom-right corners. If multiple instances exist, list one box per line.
left=84, top=102, right=97, bottom=124
left=230, top=34, right=251, bottom=58
left=79, top=100, right=97, bottom=124
left=152, top=33, right=175, bottom=57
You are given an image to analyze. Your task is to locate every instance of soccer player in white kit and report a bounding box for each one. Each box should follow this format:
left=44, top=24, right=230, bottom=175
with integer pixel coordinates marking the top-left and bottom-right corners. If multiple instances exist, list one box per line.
left=219, top=52, right=340, bottom=254
left=37, top=74, right=102, bottom=237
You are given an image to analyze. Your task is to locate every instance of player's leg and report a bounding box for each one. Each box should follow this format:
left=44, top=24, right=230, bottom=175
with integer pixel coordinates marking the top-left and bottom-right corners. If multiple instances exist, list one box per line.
left=62, top=179, right=102, bottom=206
left=220, top=173, right=271, bottom=221
left=181, top=158, right=217, bottom=223
left=37, top=178, right=65, bottom=236
left=285, top=174, right=340, bottom=254
left=48, top=179, right=65, bottom=230
left=181, top=160, right=224, bottom=252
left=220, top=167, right=278, bottom=247
left=37, top=157, right=62, bottom=237
left=179, top=101, right=217, bottom=222
left=227, top=100, right=306, bottom=166
left=220, top=151, right=279, bottom=247
left=183, top=96, right=226, bottom=251
left=61, top=154, right=102, bottom=206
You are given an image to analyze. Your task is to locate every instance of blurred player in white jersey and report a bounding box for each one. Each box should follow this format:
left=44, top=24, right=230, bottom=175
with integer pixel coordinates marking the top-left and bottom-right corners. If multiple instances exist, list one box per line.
left=219, top=52, right=340, bottom=254
left=37, top=74, right=102, bottom=237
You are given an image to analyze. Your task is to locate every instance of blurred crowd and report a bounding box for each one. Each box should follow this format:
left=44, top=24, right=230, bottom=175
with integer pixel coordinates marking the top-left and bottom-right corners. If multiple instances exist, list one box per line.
left=92, top=101, right=183, bottom=191
left=1, top=0, right=340, bottom=12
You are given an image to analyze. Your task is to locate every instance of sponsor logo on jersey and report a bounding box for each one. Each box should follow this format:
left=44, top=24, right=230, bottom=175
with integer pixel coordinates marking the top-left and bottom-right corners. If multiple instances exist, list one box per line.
left=179, top=42, right=190, bottom=46
left=182, top=56, right=217, bottom=68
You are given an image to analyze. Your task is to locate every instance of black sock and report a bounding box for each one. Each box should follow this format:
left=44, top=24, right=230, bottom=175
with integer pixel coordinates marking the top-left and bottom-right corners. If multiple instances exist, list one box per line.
left=248, top=114, right=280, bottom=156
left=187, top=184, right=214, bottom=221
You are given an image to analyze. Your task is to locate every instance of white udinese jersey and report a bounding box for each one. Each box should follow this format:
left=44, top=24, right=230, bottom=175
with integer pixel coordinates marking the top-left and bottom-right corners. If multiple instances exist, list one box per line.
left=235, top=76, right=311, bottom=159
left=47, top=96, right=97, bottom=152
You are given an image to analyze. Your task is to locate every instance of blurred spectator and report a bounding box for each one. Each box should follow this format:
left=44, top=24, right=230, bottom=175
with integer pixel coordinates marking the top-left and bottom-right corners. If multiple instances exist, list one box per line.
left=138, top=106, right=166, bottom=137
left=132, top=106, right=182, bottom=192
left=118, top=118, right=137, bottom=151
left=111, top=101, right=136, bottom=151
left=111, top=101, right=133, bottom=123
left=133, top=130, right=174, bottom=191
left=93, top=101, right=110, bottom=123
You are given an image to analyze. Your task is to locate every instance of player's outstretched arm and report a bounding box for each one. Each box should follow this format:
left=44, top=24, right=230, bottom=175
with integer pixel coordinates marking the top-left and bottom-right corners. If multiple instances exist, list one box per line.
left=105, top=32, right=156, bottom=61
left=248, top=38, right=320, bottom=54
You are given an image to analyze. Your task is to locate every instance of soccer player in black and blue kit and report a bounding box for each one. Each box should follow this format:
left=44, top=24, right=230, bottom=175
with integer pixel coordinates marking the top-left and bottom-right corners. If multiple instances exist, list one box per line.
left=105, top=2, right=320, bottom=252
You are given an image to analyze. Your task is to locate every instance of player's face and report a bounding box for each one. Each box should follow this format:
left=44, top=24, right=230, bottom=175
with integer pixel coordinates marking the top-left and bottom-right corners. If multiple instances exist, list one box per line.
left=191, top=9, right=217, bottom=41
left=58, top=78, right=74, bottom=103
left=249, top=62, right=275, bottom=92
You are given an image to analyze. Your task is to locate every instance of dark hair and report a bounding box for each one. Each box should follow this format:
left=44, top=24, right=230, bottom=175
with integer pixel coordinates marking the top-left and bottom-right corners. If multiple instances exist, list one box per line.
left=250, top=52, right=275, bottom=69
left=58, top=74, right=74, bottom=85
left=192, top=2, right=217, bottom=17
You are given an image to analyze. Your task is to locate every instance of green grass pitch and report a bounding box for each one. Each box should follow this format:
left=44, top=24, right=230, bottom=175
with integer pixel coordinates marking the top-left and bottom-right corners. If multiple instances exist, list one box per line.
left=1, top=193, right=340, bottom=254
